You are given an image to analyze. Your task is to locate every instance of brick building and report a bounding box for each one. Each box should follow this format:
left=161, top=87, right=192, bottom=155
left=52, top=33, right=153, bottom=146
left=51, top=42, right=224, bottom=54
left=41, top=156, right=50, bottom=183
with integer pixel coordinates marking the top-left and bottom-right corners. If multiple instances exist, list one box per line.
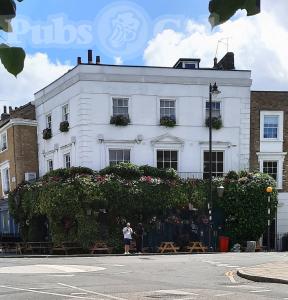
left=0, top=103, right=38, bottom=235
left=251, top=91, right=288, bottom=241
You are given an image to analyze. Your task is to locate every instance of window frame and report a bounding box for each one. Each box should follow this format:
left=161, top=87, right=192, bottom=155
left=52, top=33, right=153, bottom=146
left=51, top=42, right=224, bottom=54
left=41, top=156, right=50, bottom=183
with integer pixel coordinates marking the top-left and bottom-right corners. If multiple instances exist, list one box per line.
left=156, top=149, right=178, bottom=171
left=1, top=167, right=10, bottom=196
left=63, top=153, right=71, bottom=169
left=203, top=150, right=225, bottom=179
left=47, top=159, right=53, bottom=172
left=46, top=113, right=52, bottom=129
left=112, top=97, right=130, bottom=118
left=205, top=101, right=222, bottom=119
left=260, top=111, right=283, bottom=142
left=262, top=160, right=278, bottom=181
left=109, top=149, right=131, bottom=166
left=0, top=131, right=7, bottom=152
left=62, top=104, right=69, bottom=122
left=160, top=99, right=176, bottom=120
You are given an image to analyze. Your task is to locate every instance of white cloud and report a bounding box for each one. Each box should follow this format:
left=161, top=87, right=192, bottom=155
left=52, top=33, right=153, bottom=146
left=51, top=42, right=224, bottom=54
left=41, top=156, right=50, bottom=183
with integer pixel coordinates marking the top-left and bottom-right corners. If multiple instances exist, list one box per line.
left=114, top=56, right=123, bottom=65
left=0, top=53, right=71, bottom=109
left=144, top=1, right=288, bottom=90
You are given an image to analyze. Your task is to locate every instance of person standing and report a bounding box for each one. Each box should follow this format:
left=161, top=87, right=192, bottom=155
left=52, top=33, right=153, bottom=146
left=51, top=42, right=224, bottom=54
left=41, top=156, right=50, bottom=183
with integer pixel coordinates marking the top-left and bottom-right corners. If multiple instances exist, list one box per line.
left=135, top=223, right=144, bottom=254
left=123, top=223, right=133, bottom=254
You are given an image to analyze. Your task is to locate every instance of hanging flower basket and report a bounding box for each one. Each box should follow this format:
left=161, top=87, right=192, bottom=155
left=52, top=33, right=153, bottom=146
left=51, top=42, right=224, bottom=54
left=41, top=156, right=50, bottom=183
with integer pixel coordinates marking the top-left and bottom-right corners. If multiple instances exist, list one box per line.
left=43, top=128, right=52, bottom=140
left=110, top=115, right=130, bottom=126
left=205, top=117, right=223, bottom=130
left=60, top=121, right=69, bottom=132
left=160, top=116, right=176, bottom=127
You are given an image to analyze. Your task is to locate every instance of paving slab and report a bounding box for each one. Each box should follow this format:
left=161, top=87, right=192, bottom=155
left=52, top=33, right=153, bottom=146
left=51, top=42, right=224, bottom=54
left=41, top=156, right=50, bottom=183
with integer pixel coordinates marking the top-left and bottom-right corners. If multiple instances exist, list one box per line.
left=237, top=261, right=288, bottom=284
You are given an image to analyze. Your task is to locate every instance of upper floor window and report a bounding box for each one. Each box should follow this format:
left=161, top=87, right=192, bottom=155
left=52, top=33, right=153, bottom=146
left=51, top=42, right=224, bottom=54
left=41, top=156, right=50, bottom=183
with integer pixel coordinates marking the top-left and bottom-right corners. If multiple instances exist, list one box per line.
left=109, top=149, right=130, bottom=166
left=206, top=101, right=221, bottom=119
left=203, top=151, right=224, bottom=179
left=46, top=114, right=52, bottom=129
left=62, top=104, right=69, bottom=122
left=157, top=150, right=178, bottom=170
left=64, top=153, right=71, bottom=169
left=264, top=115, right=279, bottom=139
left=0, top=132, right=7, bottom=152
left=47, top=159, right=53, bottom=172
left=263, top=161, right=278, bottom=181
left=113, top=98, right=129, bottom=117
left=160, top=99, right=176, bottom=119
left=1, top=167, right=10, bottom=195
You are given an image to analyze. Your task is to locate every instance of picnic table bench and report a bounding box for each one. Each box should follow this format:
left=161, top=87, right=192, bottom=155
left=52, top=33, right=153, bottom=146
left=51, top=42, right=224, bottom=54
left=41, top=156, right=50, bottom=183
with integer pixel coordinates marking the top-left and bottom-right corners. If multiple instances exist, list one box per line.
left=52, top=242, right=83, bottom=255
left=0, top=242, right=25, bottom=254
left=186, top=241, right=207, bottom=253
left=90, top=241, right=112, bottom=254
left=158, top=242, right=179, bottom=253
left=26, top=242, right=53, bottom=254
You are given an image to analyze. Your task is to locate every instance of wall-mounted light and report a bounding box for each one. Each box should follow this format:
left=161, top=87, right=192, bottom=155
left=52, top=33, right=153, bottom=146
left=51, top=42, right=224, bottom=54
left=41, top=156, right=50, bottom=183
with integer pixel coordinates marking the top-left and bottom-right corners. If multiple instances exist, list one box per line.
left=135, top=134, right=143, bottom=144
left=98, top=134, right=104, bottom=143
left=54, top=143, right=59, bottom=151
left=71, top=136, right=76, bottom=144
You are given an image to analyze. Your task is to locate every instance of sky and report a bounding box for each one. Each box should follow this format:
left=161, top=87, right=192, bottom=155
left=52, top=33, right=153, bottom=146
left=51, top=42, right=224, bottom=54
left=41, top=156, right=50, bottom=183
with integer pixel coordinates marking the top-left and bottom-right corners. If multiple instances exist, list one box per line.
left=0, top=0, right=288, bottom=108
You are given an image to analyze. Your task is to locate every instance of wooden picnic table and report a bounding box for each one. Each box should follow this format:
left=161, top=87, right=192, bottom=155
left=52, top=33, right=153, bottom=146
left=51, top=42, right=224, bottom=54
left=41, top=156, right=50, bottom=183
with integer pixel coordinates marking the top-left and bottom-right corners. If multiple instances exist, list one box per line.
left=90, top=241, right=112, bottom=254
left=158, top=242, right=179, bottom=253
left=26, top=242, right=53, bottom=254
left=186, top=241, right=207, bottom=253
left=52, top=241, right=83, bottom=255
left=0, top=242, right=25, bottom=254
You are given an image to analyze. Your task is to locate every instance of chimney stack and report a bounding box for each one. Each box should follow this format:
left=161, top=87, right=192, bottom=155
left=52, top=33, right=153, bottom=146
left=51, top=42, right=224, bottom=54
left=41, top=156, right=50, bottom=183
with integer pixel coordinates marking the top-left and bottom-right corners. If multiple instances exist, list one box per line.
left=213, top=57, right=218, bottom=68
left=88, top=49, right=93, bottom=64
left=3, top=106, right=7, bottom=114
left=1, top=106, right=10, bottom=121
left=96, top=56, right=101, bottom=64
left=9, top=106, right=12, bottom=113
left=77, top=57, right=82, bottom=65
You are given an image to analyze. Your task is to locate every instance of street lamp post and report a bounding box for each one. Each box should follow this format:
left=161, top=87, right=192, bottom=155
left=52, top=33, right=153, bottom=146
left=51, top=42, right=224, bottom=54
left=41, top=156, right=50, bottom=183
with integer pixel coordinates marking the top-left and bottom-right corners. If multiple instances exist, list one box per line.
left=208, top=83, right=220, bottom=251
left=266, top=186, right=273, bottom=251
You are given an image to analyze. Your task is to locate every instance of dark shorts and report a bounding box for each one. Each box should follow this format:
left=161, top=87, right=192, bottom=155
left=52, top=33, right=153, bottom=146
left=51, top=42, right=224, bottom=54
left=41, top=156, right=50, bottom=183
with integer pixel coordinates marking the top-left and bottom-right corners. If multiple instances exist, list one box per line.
left=124, top=238, right=131, bottom=245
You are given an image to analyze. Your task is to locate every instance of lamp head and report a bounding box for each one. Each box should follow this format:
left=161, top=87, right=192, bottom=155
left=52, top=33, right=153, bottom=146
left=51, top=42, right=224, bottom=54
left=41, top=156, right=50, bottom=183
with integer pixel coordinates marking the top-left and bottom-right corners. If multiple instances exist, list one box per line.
left=217, top=185, right=224, bottom=198
left=211, top=82, right=221, bottom=96
left=266, top=186, right=273, bottom=193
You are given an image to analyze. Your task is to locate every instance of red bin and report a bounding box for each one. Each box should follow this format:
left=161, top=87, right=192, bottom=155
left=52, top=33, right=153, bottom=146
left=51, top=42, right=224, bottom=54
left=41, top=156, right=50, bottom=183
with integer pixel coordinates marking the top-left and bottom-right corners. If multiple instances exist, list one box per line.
left=219, top=236, right=229, bottom=252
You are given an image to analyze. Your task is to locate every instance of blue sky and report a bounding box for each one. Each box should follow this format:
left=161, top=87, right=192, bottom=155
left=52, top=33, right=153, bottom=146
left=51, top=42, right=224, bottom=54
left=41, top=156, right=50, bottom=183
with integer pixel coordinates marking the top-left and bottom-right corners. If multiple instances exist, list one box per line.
left=14, top=0, right=210, bottom=65
left=1, top=0, right=288, bottom=107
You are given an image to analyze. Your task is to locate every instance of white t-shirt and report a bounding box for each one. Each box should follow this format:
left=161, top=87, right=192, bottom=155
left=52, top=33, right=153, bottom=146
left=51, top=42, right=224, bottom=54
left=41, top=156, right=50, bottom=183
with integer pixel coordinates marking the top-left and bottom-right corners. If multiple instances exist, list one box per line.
left=123, top=227, right=133, bottom=239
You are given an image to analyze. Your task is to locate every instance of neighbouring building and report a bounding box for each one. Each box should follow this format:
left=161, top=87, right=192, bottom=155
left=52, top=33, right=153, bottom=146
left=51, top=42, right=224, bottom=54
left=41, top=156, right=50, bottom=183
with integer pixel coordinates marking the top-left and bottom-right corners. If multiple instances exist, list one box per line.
left=251, top=91, right=288, bottom=246
left=0, top=103, right=38, bottom=235
left=35, top=50, right=251, bottom=181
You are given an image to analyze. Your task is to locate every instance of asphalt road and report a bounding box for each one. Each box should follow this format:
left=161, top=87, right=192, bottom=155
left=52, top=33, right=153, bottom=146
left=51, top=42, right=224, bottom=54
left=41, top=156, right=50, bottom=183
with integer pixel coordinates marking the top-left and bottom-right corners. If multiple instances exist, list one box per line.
left=0, top=253, right=287, bottom=299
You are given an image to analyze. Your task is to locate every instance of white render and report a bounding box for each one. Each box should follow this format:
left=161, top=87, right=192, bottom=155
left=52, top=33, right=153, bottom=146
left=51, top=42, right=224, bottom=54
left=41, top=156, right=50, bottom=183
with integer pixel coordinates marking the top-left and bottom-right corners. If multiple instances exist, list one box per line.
left=35, top=62, right=252, bottom=177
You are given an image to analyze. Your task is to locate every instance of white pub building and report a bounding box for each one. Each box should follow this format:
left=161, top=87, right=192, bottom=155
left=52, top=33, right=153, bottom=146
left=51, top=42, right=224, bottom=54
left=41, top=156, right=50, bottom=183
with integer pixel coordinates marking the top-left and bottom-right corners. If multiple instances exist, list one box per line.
left=35, top=51, right=251, bottom=177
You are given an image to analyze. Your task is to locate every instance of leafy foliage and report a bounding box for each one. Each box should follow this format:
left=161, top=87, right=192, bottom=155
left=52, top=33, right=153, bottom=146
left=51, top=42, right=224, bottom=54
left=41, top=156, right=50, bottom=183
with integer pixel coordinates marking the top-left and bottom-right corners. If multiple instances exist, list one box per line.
left=160, top=116, right=176, bottom=127
left=42, top=128, right=52, bottom=140
left=205, top=117, right=223, bottom=130
left=209, top=0, right=261, bottom=28
left=59, top=121, right=69, bottom=132
left=0, top=0, right=25, bottom=76
left=214, top=172, right=278, bottom=243
left=110, top=115, right=130, bottom=126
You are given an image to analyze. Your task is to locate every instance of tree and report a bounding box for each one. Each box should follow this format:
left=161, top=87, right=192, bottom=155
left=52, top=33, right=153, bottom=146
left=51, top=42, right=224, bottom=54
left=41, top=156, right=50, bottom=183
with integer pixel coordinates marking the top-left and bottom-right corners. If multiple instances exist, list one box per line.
left=0, top=0, right=25, bottom=76
left=209, top=0, right=261, bottom=28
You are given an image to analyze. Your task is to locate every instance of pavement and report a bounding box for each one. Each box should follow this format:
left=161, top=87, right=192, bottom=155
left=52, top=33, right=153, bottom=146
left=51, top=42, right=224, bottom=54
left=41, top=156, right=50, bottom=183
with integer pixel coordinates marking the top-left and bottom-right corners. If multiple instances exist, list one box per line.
left=237, top=261, right=288, bottom=284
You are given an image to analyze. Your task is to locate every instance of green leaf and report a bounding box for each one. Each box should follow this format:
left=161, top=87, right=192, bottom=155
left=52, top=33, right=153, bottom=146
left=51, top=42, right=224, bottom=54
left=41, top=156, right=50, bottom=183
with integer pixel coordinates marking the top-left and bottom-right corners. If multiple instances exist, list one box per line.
left=0, top=43, right=25, bottom=76
left=0, top=0, right=16, bottom=32
left=209, top=0, right=260, bottom=28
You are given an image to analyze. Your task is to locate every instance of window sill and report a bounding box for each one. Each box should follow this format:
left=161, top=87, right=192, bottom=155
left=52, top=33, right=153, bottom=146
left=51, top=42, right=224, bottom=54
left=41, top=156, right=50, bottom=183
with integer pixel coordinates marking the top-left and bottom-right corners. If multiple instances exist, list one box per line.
left=260, top=139, right=283, bottom=142
left=0, top=148, right=8, bottom=154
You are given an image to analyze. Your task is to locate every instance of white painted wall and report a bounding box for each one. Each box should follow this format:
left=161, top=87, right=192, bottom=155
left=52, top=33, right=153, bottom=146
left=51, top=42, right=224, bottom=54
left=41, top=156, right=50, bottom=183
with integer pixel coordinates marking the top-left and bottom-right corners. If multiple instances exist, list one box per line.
left=35, top=63, right=252, bottom=177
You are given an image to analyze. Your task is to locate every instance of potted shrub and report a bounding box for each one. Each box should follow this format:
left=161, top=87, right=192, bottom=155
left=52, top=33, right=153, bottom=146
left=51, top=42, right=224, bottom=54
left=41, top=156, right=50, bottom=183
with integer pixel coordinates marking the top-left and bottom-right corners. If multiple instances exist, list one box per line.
left=205, top=116, right=223, bottom=130
left=110, top=115, right=130, bottom=126
left=60, top=121, right=69, bottom=132
left=160, top=116, right=176, bottom=127
left=43, top=128, right=52, bottom=140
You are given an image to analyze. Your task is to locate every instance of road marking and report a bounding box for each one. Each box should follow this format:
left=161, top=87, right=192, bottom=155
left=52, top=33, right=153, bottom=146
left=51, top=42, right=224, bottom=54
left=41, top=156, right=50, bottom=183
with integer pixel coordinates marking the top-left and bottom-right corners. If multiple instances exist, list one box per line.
left=215, top=292, right=234, bottom=297
left=48, top=274, right=75, bottom=277
left=225, top=271, right=237, bottom=283
left=112, top=264, right=125, bottom=267
left=155, top=290, right=199, bottom=296
left=251, top=289, right=272, bottom=293
left=58, top=283, right=127, bottom=300
left=0, top=285, right=97, bottom=299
